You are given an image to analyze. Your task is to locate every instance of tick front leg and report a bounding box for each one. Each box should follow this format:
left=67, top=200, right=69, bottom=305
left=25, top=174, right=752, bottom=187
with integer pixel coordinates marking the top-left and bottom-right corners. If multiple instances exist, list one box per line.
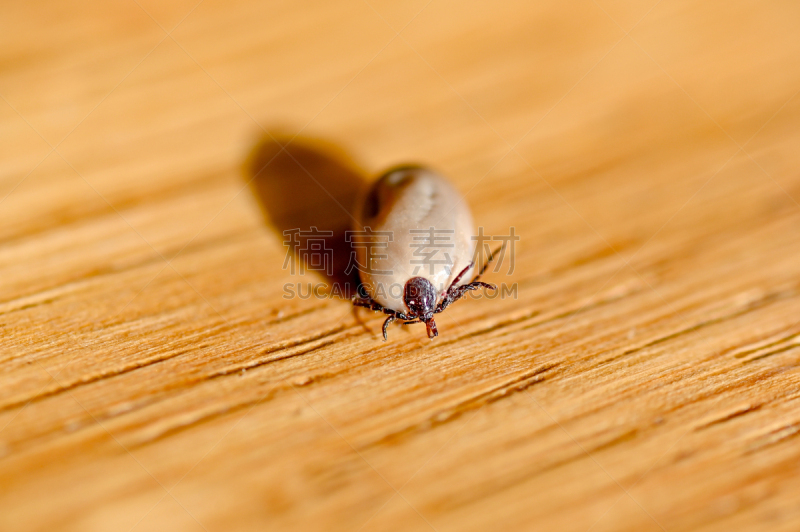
left=426, top=318, right=438, bottom=339
left=382, top=315, right=396, bottom=341
left=449, top=262, right=475, bottom=289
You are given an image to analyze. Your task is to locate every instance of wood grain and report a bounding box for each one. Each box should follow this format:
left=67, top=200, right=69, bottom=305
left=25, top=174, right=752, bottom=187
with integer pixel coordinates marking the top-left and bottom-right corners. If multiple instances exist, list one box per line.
left=2, top=0, right=800, bottom=530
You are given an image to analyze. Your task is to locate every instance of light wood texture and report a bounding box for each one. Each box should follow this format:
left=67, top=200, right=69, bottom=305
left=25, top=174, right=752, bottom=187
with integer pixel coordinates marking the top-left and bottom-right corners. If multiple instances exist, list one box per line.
left=2, top=1, right=800, bottom=531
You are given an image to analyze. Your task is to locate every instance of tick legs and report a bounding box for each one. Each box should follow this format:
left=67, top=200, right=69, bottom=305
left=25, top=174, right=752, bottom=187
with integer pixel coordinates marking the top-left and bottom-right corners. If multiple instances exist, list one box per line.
left=382, top=315, right=396, bottom=341
left=425, top=318, right=438, bottom=339
left=465, top=281, right=495, bottom=291
left=353, top=297, right=384, bottom=312
left=436, top=246, right=501, bottom=313
left=354, top=296, right=437, bottom=340
left=476, top=245, right=502, bottom=279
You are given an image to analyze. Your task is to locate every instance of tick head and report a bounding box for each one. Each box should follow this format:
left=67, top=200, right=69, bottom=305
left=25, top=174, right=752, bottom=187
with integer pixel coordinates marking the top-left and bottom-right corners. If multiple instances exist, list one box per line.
left=404, top=277, right=437, bottom=320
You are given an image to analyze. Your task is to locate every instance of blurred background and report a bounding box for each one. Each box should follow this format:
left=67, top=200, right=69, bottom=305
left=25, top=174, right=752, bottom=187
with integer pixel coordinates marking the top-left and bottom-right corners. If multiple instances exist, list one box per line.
left=2, top=0, right=800, bottom=531
left=3, top=0, right=798, bottom=251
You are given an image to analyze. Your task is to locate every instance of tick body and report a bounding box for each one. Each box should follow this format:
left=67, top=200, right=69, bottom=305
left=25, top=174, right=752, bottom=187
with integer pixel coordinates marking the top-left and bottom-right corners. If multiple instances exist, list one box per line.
left=352, top=165, right=496, bottom=340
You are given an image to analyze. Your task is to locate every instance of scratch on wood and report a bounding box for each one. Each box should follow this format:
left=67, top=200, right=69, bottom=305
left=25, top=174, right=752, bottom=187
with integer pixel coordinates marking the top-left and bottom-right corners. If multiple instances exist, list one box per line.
left=745, top=422, right=800, bottom=454
left=127, top=365, right=350, bottom=449
left=742, top=344, right=800, bottom=364
left=2, top=170, right=230, bottom=245
left=0, top=346, right=206, bottom=413
left=0, top=227, right=256, bottom=318
left=695, top=404, right=764, bottom=431
left=431, top=425, right=646, bottom=512
left=597, top=289, right=795, bottom=367
left=721, top=329, right=800, bottom=358
left=435, top=280, right=646, bottom=348
left=585, top=428, right=639, bottom=453
left=0, top=315, right=342, bottom=413
left=562, top=242, right=633, bottom=272
left=365, top=364, right=559, bottom=448
left=435, top=309, right=541, bottom=347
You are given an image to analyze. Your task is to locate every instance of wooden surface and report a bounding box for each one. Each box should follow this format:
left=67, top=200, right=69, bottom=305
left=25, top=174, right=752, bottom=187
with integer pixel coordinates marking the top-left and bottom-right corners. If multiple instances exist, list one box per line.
left=2, top=1, right=800, bottom=530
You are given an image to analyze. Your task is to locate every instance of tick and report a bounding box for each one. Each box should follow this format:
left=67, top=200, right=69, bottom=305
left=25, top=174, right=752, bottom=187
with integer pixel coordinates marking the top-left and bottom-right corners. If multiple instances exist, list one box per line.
left=351, top=165, right=497, bottom=340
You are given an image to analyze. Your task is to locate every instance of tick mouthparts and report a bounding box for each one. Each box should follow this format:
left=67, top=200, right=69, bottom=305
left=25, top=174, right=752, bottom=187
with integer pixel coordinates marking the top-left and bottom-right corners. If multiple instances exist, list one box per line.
left=425, top=318, right=439, bottom=339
